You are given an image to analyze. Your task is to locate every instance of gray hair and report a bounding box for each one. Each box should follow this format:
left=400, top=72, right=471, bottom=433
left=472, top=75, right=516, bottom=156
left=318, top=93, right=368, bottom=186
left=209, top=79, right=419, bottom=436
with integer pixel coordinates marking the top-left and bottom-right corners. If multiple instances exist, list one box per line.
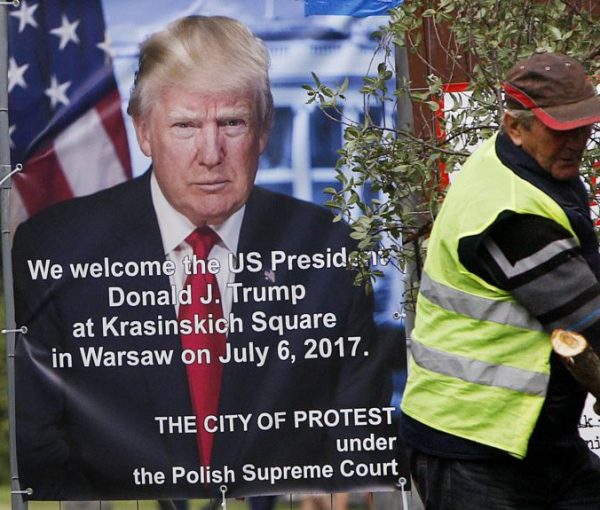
left=127, top=15, right=273, bottom=130
left=505, top=109, right=536, bottom=130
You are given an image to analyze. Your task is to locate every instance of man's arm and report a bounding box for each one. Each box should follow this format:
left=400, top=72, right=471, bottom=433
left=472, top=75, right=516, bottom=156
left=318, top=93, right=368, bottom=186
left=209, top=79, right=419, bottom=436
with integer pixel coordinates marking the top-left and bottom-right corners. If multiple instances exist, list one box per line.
left=459, top=212, right=600, bottom=347
left=327, top=258, right=399, bottom=489
left=334, top=280, right=392, bottom=409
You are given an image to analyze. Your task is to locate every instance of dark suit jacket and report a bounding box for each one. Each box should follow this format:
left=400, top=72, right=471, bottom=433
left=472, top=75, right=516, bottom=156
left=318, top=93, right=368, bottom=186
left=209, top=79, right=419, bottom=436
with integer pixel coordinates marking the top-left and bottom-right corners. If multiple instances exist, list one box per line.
left=13, top=171, right=396, bottom=500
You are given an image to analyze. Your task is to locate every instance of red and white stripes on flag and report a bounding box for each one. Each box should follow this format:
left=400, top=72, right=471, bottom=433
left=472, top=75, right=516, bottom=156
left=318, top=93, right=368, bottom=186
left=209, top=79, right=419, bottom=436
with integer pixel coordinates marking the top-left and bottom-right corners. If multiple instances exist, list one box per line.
left=10, top=89, right=131, bottom=230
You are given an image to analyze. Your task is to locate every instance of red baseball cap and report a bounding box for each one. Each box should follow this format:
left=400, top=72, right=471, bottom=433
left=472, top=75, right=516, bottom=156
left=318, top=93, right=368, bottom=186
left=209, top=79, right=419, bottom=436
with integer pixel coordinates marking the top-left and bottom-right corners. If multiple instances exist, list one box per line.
left=503, top=52, right=600, bottom=131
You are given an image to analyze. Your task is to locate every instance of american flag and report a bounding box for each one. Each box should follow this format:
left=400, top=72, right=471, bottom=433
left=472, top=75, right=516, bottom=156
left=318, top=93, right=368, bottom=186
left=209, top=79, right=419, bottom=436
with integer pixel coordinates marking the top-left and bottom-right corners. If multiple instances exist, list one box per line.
left=7, top=0, right=131, bottom=231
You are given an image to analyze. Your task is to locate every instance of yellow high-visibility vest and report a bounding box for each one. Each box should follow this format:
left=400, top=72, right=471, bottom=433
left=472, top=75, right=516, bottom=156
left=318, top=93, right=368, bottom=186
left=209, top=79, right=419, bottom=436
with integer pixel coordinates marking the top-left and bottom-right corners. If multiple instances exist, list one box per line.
left=401, top=134, right=578, bottom=458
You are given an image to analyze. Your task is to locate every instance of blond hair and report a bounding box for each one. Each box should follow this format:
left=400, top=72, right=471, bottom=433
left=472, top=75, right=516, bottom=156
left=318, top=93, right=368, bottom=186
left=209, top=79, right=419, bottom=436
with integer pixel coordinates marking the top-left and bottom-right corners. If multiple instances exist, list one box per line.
left=128, top=16, right=273, bottom=129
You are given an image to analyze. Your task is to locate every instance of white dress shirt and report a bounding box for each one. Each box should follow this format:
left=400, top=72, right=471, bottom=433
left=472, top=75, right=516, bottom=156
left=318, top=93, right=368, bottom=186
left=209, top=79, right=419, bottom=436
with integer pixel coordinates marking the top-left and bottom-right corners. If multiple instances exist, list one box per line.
left=150, top=173, right=244, bottom=321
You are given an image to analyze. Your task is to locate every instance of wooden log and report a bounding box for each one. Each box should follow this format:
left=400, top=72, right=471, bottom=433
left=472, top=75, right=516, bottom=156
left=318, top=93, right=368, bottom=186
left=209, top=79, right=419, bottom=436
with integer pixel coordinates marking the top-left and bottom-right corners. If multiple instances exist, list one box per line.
left=551, top=329, right=600, bottom=415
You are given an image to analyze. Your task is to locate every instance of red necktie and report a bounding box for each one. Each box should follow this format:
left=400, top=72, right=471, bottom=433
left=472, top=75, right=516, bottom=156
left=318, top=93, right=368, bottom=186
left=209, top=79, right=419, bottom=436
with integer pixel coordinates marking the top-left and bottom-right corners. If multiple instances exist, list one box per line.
left=178, top=226, right=226, bottom=466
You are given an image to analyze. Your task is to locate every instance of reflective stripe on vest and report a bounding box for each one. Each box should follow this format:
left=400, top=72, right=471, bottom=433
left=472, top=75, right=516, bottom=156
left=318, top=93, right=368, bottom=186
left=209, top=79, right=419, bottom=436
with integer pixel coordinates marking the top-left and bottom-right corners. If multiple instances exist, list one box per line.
left=420, top=272, right=544, bottom=332
left=410, top=338, right=549, bottom=396
left=483, top=236, right=578, bottom=278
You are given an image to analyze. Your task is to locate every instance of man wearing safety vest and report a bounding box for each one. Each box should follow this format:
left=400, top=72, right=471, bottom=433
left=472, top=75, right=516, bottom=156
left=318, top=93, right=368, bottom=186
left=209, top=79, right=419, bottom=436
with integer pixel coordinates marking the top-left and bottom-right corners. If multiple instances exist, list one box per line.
left=400, top=52, right=600, bottom=508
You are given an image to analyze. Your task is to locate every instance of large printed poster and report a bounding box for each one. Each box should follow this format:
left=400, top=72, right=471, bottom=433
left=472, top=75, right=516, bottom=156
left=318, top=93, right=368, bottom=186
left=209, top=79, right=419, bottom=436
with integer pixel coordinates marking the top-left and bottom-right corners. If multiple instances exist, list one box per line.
left=8, top=0, right=407, bottom=501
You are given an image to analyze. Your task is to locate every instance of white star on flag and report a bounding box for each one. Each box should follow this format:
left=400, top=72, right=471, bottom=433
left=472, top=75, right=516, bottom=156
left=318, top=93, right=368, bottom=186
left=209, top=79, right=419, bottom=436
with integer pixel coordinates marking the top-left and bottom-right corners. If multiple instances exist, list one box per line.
left=96, top=31, right=115, bottom=62
left=7, top=57, right=29, bottom=92
left=45, top=75, right=71, bottom=109
left=50, top=14, right=80, bottom=50
left=10, top=0, right=38, bottom=33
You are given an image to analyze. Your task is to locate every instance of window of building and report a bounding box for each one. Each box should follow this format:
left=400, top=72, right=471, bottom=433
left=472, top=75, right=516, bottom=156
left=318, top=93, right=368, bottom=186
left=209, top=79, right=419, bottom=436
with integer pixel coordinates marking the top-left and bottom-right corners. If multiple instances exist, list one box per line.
left=310, top=107, right=343, bottom=168
left=260, top=107, right=293, bottom=169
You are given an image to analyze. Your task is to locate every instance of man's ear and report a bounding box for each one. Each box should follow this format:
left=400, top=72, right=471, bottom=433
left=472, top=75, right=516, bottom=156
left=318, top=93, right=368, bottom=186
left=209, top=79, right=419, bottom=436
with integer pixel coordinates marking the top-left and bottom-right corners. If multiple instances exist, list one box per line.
left=503, top=111, right=523, bottom=147
left=259, top=127, right=270, bottom=155
left=133, top=116, right=152, bottom=157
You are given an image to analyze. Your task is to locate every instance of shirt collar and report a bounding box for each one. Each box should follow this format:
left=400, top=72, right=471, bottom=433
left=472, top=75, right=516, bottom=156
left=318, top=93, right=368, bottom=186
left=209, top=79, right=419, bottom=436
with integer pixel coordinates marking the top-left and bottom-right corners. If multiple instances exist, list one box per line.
left=150, top=172, right=245, bottom=255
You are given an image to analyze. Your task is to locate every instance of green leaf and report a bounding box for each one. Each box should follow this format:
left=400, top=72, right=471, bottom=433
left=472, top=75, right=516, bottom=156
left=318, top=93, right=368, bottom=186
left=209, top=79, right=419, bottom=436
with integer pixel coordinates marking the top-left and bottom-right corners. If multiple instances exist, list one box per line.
left=349, top=230, right=366, bottom=240
left=548, top=26, right=562, bottom=41
left=426, top=101, right=441, bottom=112
left=340, top=77, right=349, bottom=94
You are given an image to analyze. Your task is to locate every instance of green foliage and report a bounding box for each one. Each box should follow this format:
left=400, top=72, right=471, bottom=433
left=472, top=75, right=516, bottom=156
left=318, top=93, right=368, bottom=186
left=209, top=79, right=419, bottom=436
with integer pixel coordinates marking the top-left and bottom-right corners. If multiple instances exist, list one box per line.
left=306, top=0, right=600, bottom=299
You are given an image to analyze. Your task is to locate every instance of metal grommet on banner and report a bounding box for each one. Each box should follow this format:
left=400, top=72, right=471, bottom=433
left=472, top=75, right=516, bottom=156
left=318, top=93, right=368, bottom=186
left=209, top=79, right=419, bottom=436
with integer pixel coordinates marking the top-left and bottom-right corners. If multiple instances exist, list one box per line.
left=0, top=163, right=23, bottom=187
left=397, top=477, right=409, bottom=510
left=220, top=484, right=228, bottom=510
left=0, top=0, right=20, bottom=5
left=2, top=326, right=28, bottom=335
left=11, top=488, right=33, bottom=496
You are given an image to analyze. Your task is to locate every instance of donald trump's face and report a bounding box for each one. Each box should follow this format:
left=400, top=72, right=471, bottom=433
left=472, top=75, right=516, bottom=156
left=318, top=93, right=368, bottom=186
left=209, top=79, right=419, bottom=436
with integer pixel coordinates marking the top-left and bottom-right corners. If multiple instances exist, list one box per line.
left=134, top=84, right=269, bottom=226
